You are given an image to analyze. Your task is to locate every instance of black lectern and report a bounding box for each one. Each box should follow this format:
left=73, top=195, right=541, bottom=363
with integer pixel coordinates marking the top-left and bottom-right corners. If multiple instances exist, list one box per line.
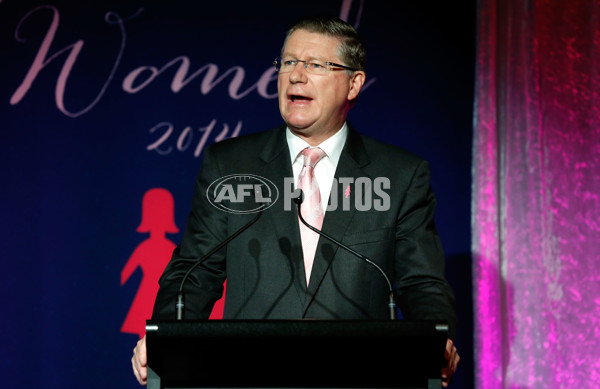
left=146, top=320, right=447, bottom=389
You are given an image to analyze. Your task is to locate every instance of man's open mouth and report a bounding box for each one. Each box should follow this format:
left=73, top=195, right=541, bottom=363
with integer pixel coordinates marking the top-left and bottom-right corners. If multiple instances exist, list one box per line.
left=290, top=95, right=312, bottom=102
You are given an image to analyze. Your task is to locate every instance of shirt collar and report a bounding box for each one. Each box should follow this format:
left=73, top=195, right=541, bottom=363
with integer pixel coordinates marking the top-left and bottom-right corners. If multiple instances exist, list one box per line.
left=286, top=123, right=348, bottom=166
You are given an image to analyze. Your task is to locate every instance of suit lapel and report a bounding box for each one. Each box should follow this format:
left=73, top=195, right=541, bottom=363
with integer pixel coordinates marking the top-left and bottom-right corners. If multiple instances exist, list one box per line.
left=256, top=126, right=309, bottom=306
left=303, top=127, right=371, bottom=316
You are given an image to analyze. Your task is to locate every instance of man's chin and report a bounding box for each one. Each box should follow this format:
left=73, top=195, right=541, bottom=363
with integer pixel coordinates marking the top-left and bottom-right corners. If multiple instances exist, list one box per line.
left=287, top=126, right=311, bottom=138
left=286, top=122, right=315, bottom=136
left=284, top=114, right=315, bottom=128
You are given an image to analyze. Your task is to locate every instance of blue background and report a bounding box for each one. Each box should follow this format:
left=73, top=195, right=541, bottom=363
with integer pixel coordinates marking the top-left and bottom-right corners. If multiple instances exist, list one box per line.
left=0, top=1, right=475, bottom=388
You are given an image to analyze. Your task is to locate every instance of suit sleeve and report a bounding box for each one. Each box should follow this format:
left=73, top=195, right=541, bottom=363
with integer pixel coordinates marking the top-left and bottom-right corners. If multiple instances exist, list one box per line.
left=151, top=146, right=228, bottom=320
left=393, top=160, right=457, bottom=339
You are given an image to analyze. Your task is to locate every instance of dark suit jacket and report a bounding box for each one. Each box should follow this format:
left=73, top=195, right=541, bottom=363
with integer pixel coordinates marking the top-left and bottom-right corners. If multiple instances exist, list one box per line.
left=152, top=124, right=457, bottom=338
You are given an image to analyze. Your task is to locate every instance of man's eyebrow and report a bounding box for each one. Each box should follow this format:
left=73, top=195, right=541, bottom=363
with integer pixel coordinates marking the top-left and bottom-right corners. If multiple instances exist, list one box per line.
left=281, top=53, right=327, bottom=62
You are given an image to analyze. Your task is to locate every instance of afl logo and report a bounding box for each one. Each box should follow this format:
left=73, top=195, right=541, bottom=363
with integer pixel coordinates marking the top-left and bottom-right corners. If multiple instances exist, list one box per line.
left=206, top=174, right=279, bottom=214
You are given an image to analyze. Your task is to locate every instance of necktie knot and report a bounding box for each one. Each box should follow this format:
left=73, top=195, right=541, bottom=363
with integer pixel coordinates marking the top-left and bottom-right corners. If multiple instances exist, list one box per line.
left=301, top=147, right=326, bottom=168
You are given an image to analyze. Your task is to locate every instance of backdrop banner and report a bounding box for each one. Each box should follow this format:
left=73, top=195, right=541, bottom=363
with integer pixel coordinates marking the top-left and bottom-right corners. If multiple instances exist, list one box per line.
left=0, top=1, right=474, bottom=388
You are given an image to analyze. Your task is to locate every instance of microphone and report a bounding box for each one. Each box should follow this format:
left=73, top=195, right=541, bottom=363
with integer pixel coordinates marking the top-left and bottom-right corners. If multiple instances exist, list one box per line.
left=176, top=187, right=267, bottom=320
left=293, top=189, right=397, bottom=320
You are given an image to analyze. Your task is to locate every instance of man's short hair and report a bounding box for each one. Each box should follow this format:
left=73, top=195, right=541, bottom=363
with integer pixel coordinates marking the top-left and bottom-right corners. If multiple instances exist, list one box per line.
left=281, top=15, right=367, bottom=72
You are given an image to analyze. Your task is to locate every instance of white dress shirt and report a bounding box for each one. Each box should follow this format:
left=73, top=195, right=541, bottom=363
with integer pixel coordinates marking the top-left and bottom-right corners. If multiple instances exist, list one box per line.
left=286, top=123, right=348, bottom=213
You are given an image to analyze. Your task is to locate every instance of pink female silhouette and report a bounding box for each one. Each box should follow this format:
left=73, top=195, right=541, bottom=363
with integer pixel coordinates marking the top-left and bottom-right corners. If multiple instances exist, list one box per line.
left=121, top=188, right=179, bottom=338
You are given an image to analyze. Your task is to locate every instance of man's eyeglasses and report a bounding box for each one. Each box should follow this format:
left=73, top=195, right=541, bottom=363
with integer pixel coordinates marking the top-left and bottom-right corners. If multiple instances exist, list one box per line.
left=273, top=57, right=359, bottom=75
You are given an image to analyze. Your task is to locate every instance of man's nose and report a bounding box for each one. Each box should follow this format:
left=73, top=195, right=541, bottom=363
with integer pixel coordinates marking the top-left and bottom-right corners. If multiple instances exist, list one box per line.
left=289, top=62, right=308, bottom=83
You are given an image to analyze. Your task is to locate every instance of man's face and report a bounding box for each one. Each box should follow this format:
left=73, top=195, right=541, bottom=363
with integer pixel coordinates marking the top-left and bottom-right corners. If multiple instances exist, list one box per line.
left=277, top=29, right=365, bottom=145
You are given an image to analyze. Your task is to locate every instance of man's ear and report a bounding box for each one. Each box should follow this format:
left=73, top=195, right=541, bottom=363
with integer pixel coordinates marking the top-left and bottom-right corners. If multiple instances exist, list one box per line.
left=347, top=71, right=366, bottom=107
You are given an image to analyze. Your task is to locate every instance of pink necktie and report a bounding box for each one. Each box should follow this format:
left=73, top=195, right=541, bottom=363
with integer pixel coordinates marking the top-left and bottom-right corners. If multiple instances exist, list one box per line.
left=298, top=147, right=326, bottom=285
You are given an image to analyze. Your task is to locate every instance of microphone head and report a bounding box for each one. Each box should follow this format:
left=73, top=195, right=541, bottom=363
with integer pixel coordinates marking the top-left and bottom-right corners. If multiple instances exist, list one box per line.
left=292, top=189, right=304, bottom=205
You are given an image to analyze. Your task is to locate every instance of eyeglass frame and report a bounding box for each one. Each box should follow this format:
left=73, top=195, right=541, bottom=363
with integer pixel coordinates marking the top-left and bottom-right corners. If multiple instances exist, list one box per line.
left=273, top=57, right=360, bottom=74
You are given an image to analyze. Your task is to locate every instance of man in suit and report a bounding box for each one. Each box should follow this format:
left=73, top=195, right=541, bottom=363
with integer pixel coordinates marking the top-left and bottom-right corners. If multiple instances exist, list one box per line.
left=132, top=15, right=459, bottom=387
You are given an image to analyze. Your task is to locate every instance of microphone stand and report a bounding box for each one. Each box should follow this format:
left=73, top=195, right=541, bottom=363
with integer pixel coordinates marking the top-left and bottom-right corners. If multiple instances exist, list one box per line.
left=176, top=202, right=265, bottom=320
left=293, top=190, right=397, bottom=320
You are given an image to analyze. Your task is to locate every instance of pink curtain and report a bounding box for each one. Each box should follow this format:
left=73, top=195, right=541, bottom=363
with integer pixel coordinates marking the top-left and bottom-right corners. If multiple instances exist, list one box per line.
left=472, top=0, right=600, bottom=388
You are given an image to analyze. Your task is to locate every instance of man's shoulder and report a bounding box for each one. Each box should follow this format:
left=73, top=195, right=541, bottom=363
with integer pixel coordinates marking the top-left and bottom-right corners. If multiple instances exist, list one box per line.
left=351, top=128, right=426, bottom=168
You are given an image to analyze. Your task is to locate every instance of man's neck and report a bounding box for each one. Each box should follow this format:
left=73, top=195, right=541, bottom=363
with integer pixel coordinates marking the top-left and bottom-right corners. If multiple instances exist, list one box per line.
left=288, top=127, right=340, bottom=146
